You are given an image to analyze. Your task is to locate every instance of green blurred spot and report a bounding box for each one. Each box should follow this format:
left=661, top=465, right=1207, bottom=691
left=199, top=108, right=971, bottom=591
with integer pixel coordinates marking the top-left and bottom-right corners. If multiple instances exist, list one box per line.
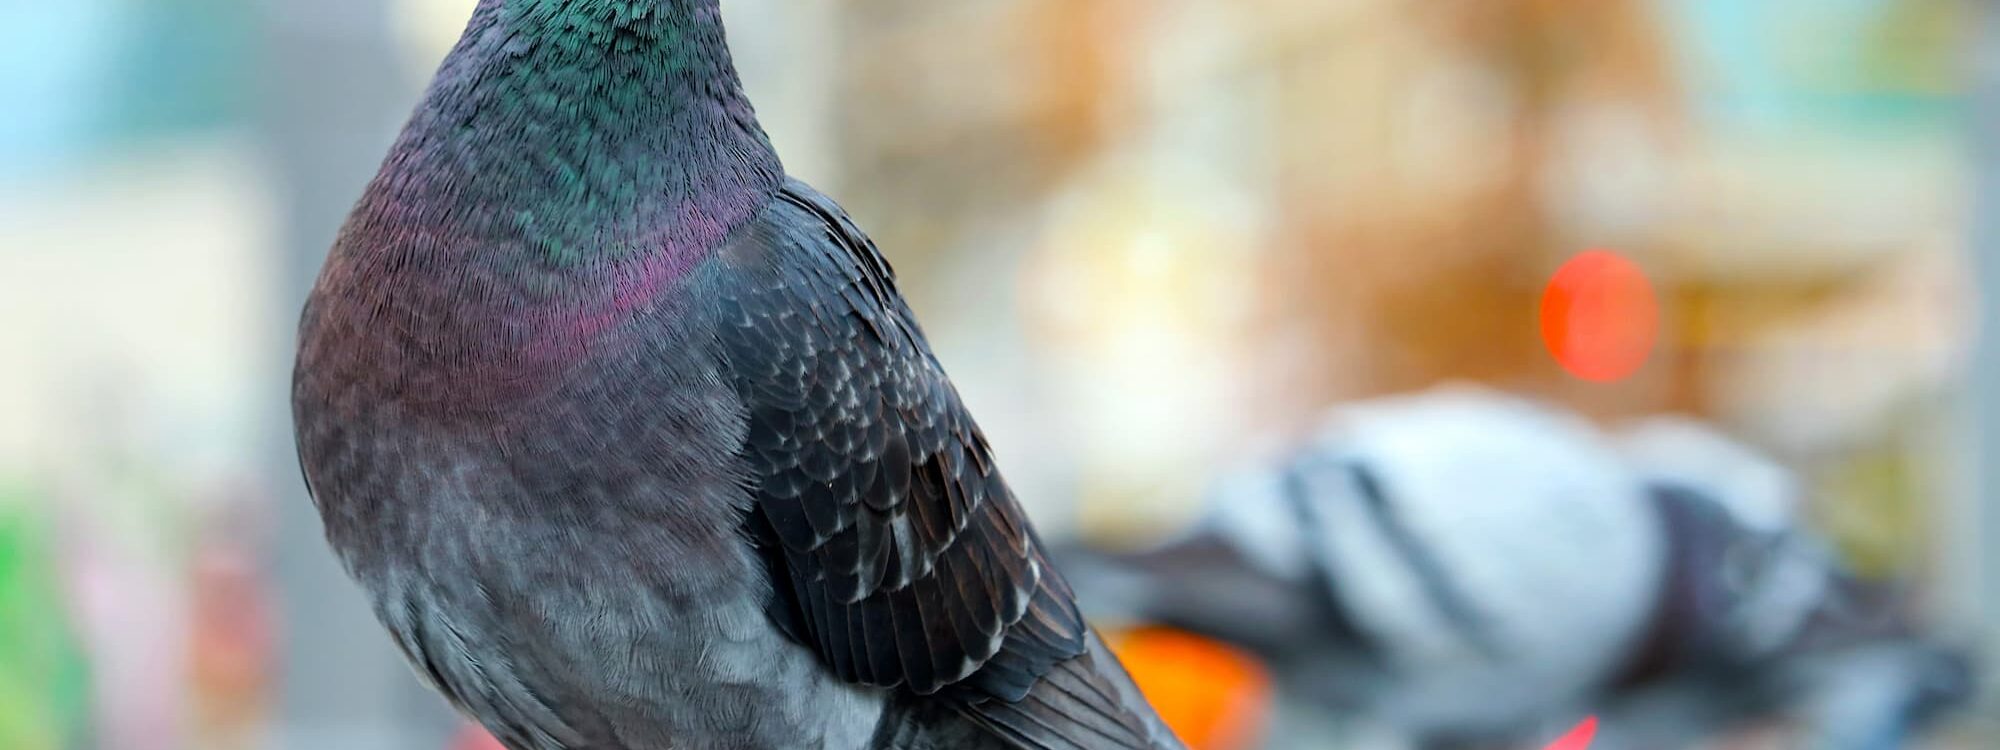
left=0, top=484, right=92, bottom=750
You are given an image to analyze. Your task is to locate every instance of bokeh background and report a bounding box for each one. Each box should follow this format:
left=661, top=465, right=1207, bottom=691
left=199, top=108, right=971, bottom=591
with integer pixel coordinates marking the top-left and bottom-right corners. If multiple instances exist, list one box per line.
left=0, top=0, right=1994, bottom=748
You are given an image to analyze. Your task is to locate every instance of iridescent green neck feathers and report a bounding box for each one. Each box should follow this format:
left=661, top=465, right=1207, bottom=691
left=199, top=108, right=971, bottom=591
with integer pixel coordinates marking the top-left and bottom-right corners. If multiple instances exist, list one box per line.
left=363, top=0, right=783, bottom=265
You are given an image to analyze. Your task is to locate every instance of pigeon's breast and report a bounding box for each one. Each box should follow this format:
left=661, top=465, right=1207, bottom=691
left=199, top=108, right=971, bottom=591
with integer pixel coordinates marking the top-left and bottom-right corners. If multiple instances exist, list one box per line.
left=296, top=224, right=715, bottom=420
left=302, top=403, right=884, bottom=748
left=292, top=247, right=896, bottom=745
left=294, top=253, right=744, bottom=542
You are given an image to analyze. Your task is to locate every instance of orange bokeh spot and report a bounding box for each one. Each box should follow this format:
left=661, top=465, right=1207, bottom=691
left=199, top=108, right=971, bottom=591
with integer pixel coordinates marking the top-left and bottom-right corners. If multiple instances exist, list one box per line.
left=1540, top=250, right=1659, bottom=382
left=1104, top=625, right=1273, bottom=750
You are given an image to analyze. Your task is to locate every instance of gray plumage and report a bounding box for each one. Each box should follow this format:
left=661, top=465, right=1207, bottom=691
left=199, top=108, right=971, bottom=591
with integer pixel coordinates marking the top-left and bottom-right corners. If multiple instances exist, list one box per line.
left=291, top=2, right=1180, bottom=748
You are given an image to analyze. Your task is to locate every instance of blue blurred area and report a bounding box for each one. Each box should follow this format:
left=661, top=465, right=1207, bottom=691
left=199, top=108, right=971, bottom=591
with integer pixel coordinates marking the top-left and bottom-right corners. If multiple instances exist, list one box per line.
left=0, top=0, right=249, bottom=183
left=0, top=2, right=121, bottom=180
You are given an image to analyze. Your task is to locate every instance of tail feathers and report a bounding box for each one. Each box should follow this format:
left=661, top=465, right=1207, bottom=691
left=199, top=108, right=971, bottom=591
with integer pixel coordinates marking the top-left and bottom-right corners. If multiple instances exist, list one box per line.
left=954, top=629, right=1184, bottom=750
left=870, top=698, right=1013, bottom=750
left=872, top=630, right=1184, bottom=750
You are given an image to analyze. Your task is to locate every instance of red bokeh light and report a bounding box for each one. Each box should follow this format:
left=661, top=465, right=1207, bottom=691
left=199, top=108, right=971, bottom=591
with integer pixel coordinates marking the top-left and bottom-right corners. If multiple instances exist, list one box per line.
left=1540, top=251, right=1659, bottom=382
left=1541, top=716, right=1599, bottom=750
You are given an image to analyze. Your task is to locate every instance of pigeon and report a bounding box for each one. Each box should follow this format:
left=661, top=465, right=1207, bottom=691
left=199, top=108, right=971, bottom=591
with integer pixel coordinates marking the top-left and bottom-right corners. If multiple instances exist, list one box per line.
left=1600, top=417, right=1975, bottom=750
left=291, top=2, right=1180, bottom=749
left=1061, top=387, right=1971, bottom=749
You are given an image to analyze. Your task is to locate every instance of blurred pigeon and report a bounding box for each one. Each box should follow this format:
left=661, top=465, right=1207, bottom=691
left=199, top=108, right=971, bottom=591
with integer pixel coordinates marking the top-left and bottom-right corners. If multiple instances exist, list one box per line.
left=1063, top=387, right=1971, bottom=749
left=1595, top=417, right=1974, bottom=750
left=292, top=2, right=1179, bottom=749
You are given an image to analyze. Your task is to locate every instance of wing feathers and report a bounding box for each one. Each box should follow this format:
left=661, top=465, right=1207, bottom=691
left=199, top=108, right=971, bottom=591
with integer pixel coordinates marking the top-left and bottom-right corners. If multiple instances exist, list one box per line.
left=719, top=180, right=1172, bottom=748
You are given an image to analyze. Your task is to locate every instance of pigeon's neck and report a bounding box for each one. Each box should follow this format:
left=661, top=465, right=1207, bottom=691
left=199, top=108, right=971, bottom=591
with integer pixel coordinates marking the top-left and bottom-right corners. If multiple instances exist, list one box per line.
left=367, top=0, right=783, bottom=265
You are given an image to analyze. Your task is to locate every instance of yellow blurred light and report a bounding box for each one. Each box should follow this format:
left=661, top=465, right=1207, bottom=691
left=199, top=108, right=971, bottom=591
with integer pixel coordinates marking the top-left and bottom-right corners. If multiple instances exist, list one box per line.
left=392, top=0, right=479, bottom=76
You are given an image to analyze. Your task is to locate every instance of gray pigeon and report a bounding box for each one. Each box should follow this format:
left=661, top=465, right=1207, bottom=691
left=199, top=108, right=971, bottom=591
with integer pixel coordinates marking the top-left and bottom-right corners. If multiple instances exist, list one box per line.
left=1062, top=387, right=1972, bottom=750
left=291, top=2, right=1180, bottom=748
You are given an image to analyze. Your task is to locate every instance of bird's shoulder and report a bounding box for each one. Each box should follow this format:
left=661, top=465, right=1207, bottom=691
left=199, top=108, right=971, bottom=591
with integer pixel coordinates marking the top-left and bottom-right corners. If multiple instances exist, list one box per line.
left=708, top=177, right=927, bottom=356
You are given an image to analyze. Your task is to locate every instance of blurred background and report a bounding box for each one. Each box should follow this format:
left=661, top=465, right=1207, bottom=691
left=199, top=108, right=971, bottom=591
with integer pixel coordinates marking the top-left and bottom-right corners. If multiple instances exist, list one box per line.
left=0, top=0, right=1993, bottom=748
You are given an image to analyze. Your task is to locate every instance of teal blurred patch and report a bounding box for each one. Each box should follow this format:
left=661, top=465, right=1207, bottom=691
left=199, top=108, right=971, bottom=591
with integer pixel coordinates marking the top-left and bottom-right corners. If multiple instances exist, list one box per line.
left=1660, top=0, right=1963, bottom=134
left=99, top=0, right=253, bottom=145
